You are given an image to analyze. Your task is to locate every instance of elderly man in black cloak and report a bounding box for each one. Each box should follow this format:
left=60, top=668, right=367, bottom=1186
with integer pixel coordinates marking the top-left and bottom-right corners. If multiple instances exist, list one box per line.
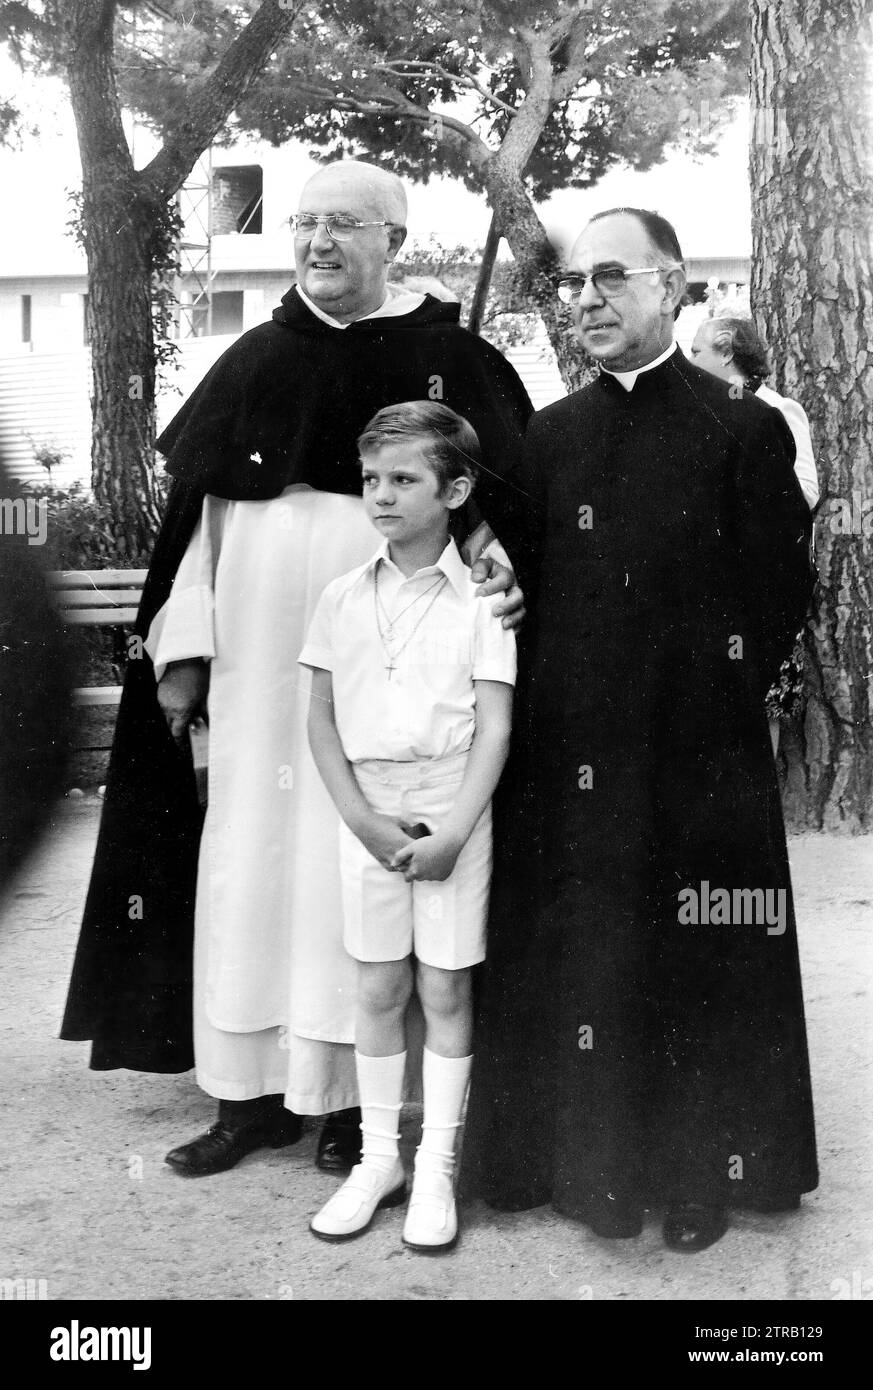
left=61, top=161, right=531, bottom=1177
left=461, top=208, right=817, bottom=1252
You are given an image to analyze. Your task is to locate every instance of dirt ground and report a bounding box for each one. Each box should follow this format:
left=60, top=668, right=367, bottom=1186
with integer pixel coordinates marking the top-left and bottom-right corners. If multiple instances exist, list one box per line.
left=1, top=797, right=871, bottom=1302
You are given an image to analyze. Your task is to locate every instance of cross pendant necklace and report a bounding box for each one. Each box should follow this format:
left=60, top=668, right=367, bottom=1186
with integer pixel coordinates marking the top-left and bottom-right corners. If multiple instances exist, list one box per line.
left=374, top=564, right=448, bottom=681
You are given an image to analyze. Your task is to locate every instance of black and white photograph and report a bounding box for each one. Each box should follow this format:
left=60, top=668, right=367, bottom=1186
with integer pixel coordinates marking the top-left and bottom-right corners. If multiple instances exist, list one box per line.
left=0, top=0, right=870, bottom=1343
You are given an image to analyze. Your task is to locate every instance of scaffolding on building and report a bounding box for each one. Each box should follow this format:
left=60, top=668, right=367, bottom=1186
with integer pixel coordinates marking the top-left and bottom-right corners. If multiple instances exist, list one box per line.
left=176, top=148, right=214, bottom=338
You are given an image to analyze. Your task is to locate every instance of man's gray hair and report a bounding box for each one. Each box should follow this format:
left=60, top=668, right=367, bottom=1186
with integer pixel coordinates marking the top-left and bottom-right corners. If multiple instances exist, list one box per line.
left=304, top=160, right=407, bottom=228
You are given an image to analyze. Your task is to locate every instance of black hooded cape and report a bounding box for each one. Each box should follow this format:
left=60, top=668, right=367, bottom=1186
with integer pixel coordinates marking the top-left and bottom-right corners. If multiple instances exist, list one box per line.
left=460, top=350, right=819, bottom=1212
left=60, top=290, right=532, bottom=1071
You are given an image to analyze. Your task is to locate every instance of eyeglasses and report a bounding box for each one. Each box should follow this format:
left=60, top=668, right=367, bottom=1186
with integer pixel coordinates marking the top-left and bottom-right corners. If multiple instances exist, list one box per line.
left=557, top=266, right=680, bottom=303
left=290, top=213, right=395, bottom=241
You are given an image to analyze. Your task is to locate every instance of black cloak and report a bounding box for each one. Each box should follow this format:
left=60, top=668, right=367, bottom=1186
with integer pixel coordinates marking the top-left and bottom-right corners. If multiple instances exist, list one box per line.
left=60, top=290, right=532, bottom=1071
left=460, top=350, right=818, bottom=1213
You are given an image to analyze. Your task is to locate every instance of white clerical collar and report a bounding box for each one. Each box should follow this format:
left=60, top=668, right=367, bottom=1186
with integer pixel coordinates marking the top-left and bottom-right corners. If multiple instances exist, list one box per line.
left=602, top=340, right=677, bottom=392
left=367, top=537, right=468, bottom=597
left=295, top=282, right=426, bottom=329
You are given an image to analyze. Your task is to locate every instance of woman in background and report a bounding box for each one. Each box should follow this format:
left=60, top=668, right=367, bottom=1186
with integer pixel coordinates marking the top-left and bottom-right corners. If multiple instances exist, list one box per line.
left=691, top=315, right=819, bottom=754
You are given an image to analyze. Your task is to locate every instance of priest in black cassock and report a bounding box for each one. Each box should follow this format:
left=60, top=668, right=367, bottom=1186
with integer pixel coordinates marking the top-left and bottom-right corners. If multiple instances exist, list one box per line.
left=460, top=208, right=818, bottom=1252
left=61, top=161, right=531, bottom=1180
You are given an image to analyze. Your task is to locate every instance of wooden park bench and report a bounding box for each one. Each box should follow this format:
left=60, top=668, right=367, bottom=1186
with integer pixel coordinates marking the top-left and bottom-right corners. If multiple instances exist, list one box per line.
left=46, top=569, right=147, bottom=706
left=47, top=569, right=208, bottom=793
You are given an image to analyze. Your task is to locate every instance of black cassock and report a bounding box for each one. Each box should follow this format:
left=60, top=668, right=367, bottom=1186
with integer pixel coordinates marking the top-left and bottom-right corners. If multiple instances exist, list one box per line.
left=461, top=349, right=818, bottom=1214
left=60, top=289, right=532, bottom=1072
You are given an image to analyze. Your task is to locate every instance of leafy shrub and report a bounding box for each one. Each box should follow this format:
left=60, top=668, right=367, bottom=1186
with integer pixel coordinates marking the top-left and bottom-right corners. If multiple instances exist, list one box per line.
left=25, top=481, right=120, bottom=570
left=25, top=482, right=141, bottom=686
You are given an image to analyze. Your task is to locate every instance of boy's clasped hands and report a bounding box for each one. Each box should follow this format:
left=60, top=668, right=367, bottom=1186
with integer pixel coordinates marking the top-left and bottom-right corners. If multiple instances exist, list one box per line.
left=351, top=810, right=462, bottom=882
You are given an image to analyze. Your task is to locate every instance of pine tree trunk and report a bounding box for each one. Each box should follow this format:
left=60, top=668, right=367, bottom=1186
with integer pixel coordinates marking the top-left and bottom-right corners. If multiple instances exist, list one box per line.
left=467, top=213, right=501, bottom=336
left=484, top=159, right=592, bottom=393
left=51, top=0, right=301, bottom=562
left=749, top=0, right=873, bottom=831
left=82, top=199, right=164, bottom=564
left=62, top=1, right=163, bottom=562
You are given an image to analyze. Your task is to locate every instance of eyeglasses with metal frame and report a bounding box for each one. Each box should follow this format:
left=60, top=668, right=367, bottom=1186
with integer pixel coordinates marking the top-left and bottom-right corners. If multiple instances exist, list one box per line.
left=290, top=213, right=395, bottom=241
left=557, top=265, right=681, bottom=303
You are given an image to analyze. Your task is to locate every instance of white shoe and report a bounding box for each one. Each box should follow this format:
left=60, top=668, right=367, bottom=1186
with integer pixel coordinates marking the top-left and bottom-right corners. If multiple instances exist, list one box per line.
left=310, top=1160, right=406, bottom=1242
left=402, top=1170, right=458, bottom=1252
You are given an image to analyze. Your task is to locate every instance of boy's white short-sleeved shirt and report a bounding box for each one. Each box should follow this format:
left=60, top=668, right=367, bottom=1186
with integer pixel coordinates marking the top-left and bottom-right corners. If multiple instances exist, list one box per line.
left=298, top=538, right=516, bottom=763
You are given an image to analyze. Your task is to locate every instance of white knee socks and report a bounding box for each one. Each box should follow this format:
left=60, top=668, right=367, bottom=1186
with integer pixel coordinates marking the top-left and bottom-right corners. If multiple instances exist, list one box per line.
left=355, top=1049, right=406, bottom=1175
left=415, top=1048, right=472, bottom=1181
left=355, top=1048, right=473, bottom=1181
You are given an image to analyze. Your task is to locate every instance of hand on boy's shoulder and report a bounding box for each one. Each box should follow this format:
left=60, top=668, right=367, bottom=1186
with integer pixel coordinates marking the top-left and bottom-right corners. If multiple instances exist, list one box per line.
left=471, top=585, right=520, bottom=654
left=470, top=555, right=525, bottom=631
left=477, top=589, right=520, bottom=639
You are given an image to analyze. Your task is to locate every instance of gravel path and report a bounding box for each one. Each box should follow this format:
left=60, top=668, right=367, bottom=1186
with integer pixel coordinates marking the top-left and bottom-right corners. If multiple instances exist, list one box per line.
left=1, top=799, right=871, bottom=1302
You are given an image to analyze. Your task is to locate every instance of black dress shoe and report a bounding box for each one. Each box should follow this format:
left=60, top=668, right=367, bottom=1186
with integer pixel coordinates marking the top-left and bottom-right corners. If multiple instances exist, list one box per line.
left=585, top=1195, right=644, bottom=1239
left=165, top=1096, right=303, bottom=1176
left=316, top=1107, right=362, bottom=1174
left=663, top=1204, right=728, bottom=1252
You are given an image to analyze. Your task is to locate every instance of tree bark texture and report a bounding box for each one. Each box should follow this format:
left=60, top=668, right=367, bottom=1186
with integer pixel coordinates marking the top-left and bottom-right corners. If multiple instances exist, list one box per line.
left=468, top=212, right=501, bottom=336
left=749, top=0, right=873, bottom=830
left=49, top=1, right=299, bottom=560
left=483, top=156, right=592, bottom=393
left=59, top=0, right=162, bottom=562
left=482, top=24, right=594, bottom=391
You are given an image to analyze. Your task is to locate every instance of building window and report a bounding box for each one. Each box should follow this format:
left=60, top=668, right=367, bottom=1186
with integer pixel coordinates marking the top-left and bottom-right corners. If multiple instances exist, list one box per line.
left=21, top=294, right=31, bottom=344
left=211, top=166, right=263, bottom=235
left=208, top=291, right=245, bottom=336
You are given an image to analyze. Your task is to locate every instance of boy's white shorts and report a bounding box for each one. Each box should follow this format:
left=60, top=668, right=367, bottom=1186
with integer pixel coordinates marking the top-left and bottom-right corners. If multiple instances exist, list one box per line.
left=339, top=752, right=491, bottom=970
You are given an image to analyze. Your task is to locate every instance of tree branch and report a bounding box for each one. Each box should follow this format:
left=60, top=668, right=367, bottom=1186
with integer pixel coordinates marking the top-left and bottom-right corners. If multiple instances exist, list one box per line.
left=459, top=65, right=518, bottom=118
left=492, top=25, right=555, bottom=171
left=140, top=0, right=304, bottom=202
left=0, top=0, right=54, bottom=46
left=549, top=11, right=595, bottom=105
left=49, top=0, right=136, bottom=193
left=375, top=58, right=518, bottom=118
left=299, top=76, right=493, bottom=170
left=510, top=29, right=533, bottom=91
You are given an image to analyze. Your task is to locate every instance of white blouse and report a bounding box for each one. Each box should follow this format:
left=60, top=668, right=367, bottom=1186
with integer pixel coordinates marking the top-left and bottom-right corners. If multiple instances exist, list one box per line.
left=755, top=383, right=819, bottom=510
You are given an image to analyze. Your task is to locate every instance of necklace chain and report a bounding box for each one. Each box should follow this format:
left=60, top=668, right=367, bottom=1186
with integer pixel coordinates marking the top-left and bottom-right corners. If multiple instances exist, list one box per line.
left=375, top=566, right=446, bottom=636
left=374, top=562, right=448, bottom=678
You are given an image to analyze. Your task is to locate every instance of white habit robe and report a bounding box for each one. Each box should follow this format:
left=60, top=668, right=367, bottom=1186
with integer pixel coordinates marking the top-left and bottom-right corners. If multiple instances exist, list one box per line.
left=145, top=286, right=425, bottom=1113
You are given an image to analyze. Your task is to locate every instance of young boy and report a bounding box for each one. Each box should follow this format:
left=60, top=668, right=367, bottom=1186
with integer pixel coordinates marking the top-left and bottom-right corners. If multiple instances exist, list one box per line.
left=298, top=400, right=515, bottom=1251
